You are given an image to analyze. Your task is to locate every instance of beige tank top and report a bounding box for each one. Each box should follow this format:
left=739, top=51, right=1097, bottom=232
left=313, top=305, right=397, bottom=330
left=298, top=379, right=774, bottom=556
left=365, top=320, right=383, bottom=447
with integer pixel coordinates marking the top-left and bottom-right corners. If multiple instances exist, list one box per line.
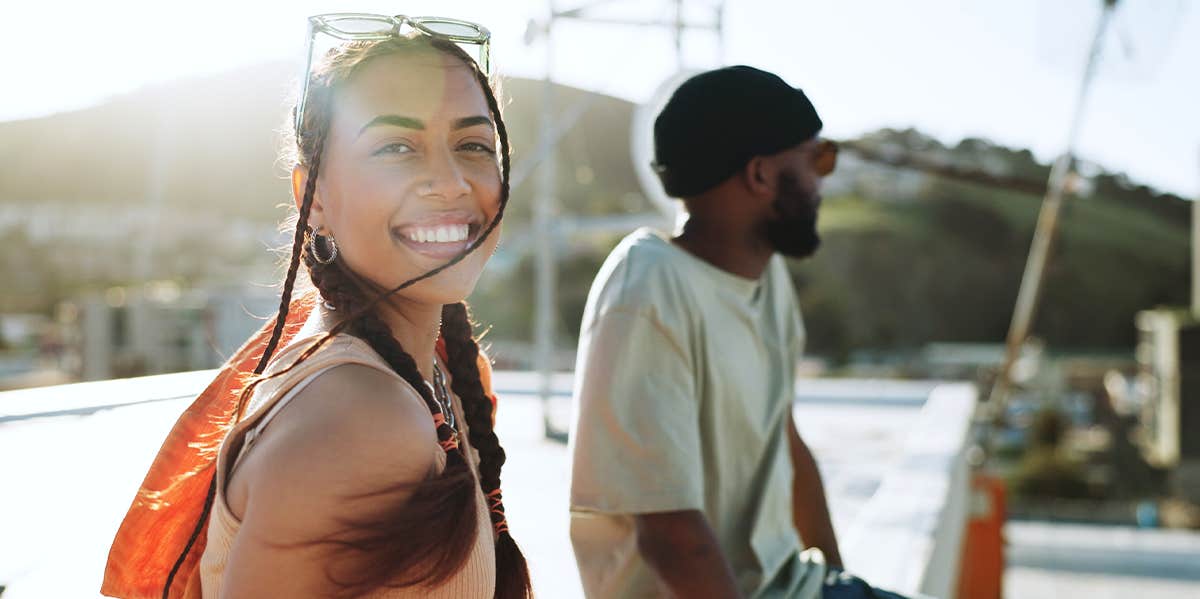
left=199, top=332, right=496, bottom=598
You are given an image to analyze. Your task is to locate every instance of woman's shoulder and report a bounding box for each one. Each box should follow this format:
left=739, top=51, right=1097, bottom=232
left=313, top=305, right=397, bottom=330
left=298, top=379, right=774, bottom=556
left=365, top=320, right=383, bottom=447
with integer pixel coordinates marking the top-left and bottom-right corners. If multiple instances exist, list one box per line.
left=221, top=363, right=445, bottom=591
left=264, top=360, right=438, bottom=478
left=231, top=359, right=441, bottom=522
left=238, top=332, right=397, bottom=421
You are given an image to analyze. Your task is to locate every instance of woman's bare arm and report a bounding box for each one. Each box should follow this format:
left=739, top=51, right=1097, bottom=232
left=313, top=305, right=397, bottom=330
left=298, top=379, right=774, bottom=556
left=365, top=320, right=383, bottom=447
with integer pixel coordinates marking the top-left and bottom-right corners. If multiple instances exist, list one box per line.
left=220, top=364, right=438, bottom=597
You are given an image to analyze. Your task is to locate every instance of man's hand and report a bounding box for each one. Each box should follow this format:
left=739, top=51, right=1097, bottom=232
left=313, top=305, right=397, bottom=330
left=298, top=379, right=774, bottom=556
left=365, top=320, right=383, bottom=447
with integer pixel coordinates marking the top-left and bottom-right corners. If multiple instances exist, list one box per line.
left=634, top=510, right=743, bottom=599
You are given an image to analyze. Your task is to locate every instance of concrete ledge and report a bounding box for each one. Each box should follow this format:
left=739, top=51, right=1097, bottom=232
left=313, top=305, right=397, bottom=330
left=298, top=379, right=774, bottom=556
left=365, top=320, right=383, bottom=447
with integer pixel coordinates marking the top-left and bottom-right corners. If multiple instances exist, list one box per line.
left=839, top=383, right=978, bottom=598
left=0, top=369, right=217, bottom=422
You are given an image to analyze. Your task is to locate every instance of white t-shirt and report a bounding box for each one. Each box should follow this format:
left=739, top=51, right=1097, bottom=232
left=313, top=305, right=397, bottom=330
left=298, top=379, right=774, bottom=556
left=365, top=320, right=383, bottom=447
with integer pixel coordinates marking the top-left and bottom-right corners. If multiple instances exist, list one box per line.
left=568, top=228, right=824, bottom=598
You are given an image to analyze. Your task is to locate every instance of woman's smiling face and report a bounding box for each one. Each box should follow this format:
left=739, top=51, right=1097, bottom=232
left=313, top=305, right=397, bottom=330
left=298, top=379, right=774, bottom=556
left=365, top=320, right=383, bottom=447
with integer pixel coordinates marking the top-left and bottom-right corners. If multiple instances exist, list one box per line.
left=303, top=48, right=502, bottom=305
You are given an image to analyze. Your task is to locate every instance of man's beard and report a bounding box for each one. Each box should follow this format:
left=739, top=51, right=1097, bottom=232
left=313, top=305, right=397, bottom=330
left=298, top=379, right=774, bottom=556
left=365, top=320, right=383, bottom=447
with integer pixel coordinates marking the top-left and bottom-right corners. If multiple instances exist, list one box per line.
left=765, top=173, right=821, bottom=258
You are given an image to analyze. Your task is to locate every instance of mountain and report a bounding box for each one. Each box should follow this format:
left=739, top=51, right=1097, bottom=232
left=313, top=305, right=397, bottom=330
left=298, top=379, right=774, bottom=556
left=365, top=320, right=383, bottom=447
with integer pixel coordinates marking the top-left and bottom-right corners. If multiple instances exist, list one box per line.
left=0, top=62, right=295, bottom=219
left=0, top=62, right=645, bottom=222
left=0, top=62, right=1191, bottom=357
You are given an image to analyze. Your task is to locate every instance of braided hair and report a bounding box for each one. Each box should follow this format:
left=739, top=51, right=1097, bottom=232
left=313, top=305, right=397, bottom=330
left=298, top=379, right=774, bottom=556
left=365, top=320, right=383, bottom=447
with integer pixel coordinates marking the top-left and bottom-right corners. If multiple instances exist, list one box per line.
left=164, top=33, right=530, bottom=599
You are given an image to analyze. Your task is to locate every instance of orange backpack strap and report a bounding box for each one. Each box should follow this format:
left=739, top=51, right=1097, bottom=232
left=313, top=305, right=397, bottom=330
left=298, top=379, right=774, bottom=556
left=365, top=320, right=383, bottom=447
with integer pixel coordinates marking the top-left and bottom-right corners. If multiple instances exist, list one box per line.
left=101, top=293, right=316, bottom=599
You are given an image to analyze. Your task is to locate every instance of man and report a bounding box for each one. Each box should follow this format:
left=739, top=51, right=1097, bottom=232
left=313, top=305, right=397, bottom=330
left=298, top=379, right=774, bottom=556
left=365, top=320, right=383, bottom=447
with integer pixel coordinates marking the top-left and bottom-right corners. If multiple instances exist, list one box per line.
left=568, top=66, right=907, bottom=598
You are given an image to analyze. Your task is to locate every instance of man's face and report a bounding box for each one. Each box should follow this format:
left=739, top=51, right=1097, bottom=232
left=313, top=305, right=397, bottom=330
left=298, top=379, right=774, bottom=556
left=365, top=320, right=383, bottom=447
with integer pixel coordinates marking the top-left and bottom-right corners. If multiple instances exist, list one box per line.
left=764, top=139, right=833, bottom=258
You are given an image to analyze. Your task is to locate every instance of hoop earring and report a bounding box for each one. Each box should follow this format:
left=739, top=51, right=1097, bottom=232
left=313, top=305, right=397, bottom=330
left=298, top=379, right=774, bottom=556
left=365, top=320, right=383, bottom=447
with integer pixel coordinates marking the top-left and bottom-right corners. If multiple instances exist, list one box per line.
left=309, top=227, right=338, bottom=265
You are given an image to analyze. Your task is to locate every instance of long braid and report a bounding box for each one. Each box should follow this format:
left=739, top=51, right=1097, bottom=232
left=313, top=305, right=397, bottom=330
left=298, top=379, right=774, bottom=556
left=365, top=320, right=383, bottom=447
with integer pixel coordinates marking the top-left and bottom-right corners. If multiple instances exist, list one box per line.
left=307, top=255, right=468, bottom=464
left=305, top=259, right=480, bottom=594
left=255, top=131, right=326, bottom=377
left=159, top=126, right=327, bottom=599
left=441, top=302, right=531, bottom=599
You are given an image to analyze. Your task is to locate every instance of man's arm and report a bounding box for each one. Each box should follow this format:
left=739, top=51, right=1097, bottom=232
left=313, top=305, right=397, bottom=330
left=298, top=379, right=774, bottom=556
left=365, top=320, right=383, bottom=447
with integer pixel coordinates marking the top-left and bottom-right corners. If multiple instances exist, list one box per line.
left=634, top=510, right=742, bottom=599
left=570, top=309, right=718, bottom=594
left=787, top=416, right=844, bottom=569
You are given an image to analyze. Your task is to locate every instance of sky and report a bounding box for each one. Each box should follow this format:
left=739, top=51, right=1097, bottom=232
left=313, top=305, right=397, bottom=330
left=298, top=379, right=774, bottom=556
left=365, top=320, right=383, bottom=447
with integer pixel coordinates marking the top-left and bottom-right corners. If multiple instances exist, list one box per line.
left=3, top=0, right=1198, bottom=198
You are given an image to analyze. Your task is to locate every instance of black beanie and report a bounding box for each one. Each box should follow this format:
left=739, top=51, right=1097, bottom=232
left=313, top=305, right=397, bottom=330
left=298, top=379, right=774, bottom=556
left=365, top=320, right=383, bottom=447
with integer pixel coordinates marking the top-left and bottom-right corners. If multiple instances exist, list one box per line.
left=652, top=66, right=823, bottom=198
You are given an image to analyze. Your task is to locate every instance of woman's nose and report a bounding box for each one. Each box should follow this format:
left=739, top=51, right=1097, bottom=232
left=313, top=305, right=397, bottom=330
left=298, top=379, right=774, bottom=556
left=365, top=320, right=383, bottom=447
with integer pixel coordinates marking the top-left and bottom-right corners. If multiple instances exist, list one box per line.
left=420, top=147, right=471, bottom=199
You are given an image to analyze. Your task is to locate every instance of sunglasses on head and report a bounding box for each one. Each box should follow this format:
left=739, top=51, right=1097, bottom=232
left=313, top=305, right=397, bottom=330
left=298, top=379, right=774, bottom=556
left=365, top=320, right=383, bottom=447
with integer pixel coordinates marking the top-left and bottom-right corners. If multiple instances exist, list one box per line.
left=296, top=13, right=492, bottom=131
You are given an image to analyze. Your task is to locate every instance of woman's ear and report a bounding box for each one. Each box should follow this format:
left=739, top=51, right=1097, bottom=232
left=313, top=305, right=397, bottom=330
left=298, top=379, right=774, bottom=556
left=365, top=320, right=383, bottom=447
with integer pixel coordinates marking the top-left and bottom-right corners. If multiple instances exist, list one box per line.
left=291, top=165, right=326, bottom=224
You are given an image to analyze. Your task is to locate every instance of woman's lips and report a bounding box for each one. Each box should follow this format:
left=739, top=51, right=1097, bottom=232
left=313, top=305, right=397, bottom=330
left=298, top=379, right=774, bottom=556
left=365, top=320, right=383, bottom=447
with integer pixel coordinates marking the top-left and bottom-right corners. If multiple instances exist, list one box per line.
left=391, top=221, right=480, bottom=259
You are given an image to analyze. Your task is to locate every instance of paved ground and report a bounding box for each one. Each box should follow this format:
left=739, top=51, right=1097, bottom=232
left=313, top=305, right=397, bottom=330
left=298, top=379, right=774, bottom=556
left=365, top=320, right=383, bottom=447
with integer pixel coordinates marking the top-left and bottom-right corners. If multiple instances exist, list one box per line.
left=2, top=373, right=1198, bottom=598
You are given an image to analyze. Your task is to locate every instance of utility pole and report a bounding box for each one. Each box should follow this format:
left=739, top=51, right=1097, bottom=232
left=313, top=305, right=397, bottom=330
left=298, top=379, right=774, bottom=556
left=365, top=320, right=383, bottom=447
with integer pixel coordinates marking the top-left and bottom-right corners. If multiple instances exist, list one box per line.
left=989, top=0, right=1119, bottom=410
left=1193, top=146, right=1199, bottom=319
left=529, top=1, right=724, bottom=440
left=533, top=1, right=560, bottom=439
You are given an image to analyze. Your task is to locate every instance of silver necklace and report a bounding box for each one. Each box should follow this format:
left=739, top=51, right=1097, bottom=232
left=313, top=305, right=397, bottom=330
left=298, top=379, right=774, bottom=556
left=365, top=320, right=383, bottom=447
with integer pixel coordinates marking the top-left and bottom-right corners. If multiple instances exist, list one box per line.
left=431, top=362, right=456, bottom=431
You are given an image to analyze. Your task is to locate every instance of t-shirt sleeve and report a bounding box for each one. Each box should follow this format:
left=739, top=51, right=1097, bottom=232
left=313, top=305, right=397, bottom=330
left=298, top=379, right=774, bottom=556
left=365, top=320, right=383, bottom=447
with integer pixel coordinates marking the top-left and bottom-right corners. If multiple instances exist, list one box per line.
left=569, top=307, right=703, bottom=514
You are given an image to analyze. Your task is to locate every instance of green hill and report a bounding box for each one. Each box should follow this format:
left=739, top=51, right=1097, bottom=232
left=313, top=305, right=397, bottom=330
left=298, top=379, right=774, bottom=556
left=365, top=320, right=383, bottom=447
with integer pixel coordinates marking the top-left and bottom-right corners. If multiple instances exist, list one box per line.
left=0, top=64, right=1190, bottom=359
left=791, top=131, right=1190, bottom=360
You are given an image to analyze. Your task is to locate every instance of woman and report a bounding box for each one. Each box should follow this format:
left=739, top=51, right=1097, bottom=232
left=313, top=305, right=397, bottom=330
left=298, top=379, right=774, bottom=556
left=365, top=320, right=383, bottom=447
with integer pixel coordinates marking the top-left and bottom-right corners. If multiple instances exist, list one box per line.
left=103, top=14, right=530, bottom=599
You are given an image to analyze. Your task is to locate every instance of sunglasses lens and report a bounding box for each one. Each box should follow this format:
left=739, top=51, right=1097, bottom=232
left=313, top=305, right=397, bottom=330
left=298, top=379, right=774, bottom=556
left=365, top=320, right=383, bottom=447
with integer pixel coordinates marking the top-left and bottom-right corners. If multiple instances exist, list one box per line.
left=324, top=17, right=393, bottom=35
left=816, top=142, right=837, bottom=176
left=419, top=20, right=484, bottom=39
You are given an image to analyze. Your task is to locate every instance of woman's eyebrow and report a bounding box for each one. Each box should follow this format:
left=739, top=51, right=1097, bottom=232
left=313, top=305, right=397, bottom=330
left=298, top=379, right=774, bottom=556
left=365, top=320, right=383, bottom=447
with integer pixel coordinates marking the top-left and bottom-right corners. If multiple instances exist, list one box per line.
left=453, top=116, right=493, bottom=130
left=358, top=114, right=424, bottom=137
left=357, top=115, right=493, bottom=137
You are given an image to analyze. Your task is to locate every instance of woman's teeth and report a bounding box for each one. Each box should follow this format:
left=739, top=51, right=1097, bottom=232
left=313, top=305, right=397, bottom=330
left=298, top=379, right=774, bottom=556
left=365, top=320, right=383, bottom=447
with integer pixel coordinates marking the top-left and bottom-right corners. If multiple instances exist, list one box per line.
left=406, top=224, right=470, bottom=243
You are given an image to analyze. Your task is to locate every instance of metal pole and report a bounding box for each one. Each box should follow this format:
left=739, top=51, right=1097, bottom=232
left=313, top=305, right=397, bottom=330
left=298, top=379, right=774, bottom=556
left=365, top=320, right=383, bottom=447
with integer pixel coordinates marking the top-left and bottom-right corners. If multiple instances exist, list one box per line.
left=674, top=0, right=684, bottom=71
left=1193, top=146, right=1199, bottom=318
left=137, top=104, right=172, bottom=282
left=990, top=0, right=1118, bottom=409
left=534, top=2, right=560, bottom=437
left=716, top=3, right=726, bottom=63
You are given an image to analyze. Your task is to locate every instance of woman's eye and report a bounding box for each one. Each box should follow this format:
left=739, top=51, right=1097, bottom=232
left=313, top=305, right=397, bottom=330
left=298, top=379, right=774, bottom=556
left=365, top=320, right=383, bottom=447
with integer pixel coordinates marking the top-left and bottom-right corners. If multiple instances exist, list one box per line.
left=373, top=142, right=414, bottom=156
left=459, top=142, right=496, bottom=154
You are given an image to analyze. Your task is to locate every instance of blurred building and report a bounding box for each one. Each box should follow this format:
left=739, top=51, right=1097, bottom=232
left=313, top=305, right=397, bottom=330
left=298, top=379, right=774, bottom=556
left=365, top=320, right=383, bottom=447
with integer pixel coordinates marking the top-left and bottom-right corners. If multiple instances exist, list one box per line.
left=63, top=283, right=278, bottom=381
left=1135, top=308, right=1200, bottom=503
